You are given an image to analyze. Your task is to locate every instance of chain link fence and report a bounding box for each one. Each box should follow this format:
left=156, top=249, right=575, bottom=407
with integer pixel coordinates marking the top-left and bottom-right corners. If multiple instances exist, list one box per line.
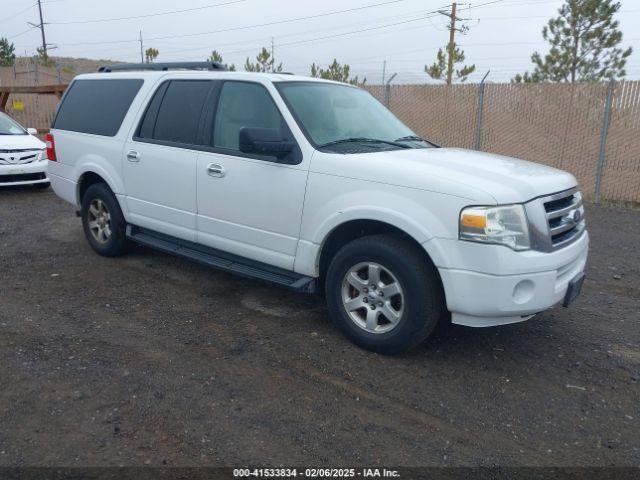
left=368, top=81, right=640, bottom=205
left=1, top=63, right=638, bottom=204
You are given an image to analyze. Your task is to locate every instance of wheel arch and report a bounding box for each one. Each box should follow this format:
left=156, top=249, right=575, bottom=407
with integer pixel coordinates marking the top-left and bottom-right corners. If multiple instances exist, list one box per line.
left=317, top=218, right=442, bottom=289
left=75, top=164, right=124, bottom=209
left=77, top=171, right=109, bottom=204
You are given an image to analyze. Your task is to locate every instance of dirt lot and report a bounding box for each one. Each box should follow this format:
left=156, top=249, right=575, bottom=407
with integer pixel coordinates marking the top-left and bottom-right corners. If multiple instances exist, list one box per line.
left=0, top=187, right=638, bottom=468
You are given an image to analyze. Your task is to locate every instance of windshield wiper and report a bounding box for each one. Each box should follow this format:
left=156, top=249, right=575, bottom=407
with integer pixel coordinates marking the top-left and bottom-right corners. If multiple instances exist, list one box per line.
left=394, top=135, right=440, bottom=148
left=318, top=137, right=410, bottom=149
left=395, top=135, right=423, bottom=142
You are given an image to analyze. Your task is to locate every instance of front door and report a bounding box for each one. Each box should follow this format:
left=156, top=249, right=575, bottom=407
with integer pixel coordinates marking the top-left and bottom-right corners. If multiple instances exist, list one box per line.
left=196, top=80, right=308, bottom=270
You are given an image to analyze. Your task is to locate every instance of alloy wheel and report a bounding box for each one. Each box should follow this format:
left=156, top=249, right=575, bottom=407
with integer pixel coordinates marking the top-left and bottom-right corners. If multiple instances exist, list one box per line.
left=341, top=261, right=404, bottom=334
left=87, top=198, right=112, bottom=244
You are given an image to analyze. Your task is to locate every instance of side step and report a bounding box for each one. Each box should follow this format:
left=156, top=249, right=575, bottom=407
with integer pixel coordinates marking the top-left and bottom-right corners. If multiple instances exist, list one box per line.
left=126, top=225, right=316, bottom=293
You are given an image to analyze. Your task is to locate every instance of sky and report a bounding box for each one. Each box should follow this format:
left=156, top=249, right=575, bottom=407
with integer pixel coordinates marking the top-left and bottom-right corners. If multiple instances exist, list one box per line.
left=2, top=0, right=640, bottom=84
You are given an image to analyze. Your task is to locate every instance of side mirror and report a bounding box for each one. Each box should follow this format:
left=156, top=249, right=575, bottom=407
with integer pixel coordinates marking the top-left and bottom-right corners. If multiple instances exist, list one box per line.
left=239, top=127, right=295, bottom=160
left=27, top=128, right=38, bottom=136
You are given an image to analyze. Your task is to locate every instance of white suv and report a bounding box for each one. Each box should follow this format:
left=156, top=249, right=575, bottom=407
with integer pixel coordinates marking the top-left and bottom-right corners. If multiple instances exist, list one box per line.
left=48, top=62, right=588, bottom=354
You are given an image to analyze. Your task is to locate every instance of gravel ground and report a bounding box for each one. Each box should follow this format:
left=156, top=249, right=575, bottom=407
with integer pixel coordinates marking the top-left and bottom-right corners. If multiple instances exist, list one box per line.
left=0, top=187, right=638, bottom=468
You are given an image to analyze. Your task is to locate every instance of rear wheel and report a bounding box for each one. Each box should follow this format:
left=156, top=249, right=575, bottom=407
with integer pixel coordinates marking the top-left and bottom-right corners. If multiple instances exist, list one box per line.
left=81, top=183, right=130, bottom=257
left=325, top=234, right=445, bottom=355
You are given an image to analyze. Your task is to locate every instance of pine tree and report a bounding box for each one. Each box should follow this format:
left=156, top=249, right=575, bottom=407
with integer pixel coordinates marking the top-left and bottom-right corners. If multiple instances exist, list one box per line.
left=35, top=47, right=55, bottom=67
left=425, top=3, right=475, bottom=84
left=244, top=47, right=282, bottom=73
left=425, top=45, right=475, bottom=83
left=0, top=38, right=16, bottom=67
left=208, top=50, right=236, bottom=71
left=144, top=48, right=159, bottom=63
left=514, top=0, right=632, bottom=83
left=310, top=59, right=365, bottom=86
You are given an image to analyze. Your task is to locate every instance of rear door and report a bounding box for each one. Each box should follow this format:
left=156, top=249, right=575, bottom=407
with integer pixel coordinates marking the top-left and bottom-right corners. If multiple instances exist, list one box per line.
left=123, top=79, right=214, bottom=241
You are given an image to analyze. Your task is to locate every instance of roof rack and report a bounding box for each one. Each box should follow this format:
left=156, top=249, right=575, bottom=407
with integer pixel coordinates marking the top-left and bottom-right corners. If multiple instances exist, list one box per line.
left=98, top=61, right=227, bottom=73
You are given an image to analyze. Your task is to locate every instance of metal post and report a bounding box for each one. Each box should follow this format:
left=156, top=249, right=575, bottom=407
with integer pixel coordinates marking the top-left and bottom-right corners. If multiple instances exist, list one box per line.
left=594, top=78, right=615, bottom=203
left=139, top=31, right=144, bottom=63
left=474, top=70, right=490, bottom=151
left=383, top=72, right=397, bottom=108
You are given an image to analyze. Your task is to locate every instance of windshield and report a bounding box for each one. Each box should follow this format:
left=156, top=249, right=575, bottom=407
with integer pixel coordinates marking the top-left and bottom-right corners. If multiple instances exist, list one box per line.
left=0, top=113, right=27, bottom=135
left=276, top=82, right=433, bottom=152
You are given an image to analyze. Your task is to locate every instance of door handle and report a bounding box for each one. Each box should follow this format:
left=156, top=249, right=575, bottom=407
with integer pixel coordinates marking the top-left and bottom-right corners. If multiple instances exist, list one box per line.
left=126, top=150, right=140, bottom=162
left=207, top=163, right=225, bottom=178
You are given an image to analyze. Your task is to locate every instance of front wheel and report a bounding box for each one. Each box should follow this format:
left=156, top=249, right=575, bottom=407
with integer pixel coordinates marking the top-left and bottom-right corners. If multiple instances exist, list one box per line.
left=81, top=183, right=131, bottom=257
left=325, top=234, right=445, bottom=355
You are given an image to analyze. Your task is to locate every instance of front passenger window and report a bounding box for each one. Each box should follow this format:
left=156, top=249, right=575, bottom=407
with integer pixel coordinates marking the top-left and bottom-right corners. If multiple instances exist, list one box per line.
left=213, top=82, right=283, bottom=151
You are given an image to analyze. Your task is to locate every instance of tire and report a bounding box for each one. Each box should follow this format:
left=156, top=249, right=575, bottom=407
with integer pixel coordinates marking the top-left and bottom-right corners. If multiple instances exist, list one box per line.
left=325, top=234, right=445, bottom=355
left=81, top=183, right=131, bottom=257
left=34, top=182, right=50, bottom=189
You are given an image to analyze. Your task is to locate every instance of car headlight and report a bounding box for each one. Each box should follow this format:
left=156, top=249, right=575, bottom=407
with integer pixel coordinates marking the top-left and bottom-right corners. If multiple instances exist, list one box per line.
left=459, top=204, right=530, bottom=251
left=38, top=149, right=46, bottom=161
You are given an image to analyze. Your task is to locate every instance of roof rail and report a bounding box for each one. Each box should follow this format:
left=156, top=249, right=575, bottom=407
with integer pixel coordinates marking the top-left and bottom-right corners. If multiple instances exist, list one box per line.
left=98, top=61, right=227, bottom=73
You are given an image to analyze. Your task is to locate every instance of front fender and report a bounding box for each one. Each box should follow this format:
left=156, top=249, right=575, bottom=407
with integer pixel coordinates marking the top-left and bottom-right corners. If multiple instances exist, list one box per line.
left=294, top=173, right=466, bottom=276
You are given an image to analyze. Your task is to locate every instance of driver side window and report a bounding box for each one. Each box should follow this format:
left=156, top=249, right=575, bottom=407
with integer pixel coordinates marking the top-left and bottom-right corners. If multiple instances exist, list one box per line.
left=213, top=81, right=283, bottom=151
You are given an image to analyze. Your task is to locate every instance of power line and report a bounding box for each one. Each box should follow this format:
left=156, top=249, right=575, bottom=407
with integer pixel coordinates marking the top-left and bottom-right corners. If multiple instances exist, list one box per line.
left=7, top=27, right=36, bottom=40
left=48, top=0, right=247, bottom=25
left=249, top=11, right=446, bottom=52
left=0, top=2, right=36, bottom=25
left=141, top=10, right=442, bottom=58
left=54, top=0, right=420, bottom=47
left=156, top=13, right=443, bottom=60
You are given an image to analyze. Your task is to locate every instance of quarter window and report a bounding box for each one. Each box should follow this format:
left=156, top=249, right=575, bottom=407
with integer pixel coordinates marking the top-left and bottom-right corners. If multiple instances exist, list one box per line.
left=53, top=79, right=143, bottom=136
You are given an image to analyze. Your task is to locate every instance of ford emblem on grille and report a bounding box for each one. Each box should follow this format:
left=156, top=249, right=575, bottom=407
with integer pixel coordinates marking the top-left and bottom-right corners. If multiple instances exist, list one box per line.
left=573, top=210, right=582, bottom=222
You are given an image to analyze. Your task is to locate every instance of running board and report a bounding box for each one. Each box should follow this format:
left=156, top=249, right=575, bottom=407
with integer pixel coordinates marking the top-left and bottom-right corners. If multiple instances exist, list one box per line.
left=126, top=225, right=316, bottom=293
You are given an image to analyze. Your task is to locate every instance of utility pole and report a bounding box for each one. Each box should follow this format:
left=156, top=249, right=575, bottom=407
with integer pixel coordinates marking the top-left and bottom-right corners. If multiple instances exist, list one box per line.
left=435, top=2, right=470, bottom=85
left=382, top=60, right=386, bottom=85
left=139, top=31, right=144, bottom=63
left=446, top=2, right=457, bottom=85
left=270, top=36, right=275, bottom=73
left=35, top=0, right=48, bottom=60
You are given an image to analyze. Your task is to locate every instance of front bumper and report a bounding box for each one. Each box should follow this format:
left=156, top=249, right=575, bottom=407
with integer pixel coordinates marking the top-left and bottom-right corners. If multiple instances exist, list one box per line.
left=0, top=161, right=49, bottom=186
left=434, top=231, right=589, bottom=327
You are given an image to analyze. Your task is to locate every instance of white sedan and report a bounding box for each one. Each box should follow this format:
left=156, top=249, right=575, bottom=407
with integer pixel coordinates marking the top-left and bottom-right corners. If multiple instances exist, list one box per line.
left=0, top=112, right=48, bottom=188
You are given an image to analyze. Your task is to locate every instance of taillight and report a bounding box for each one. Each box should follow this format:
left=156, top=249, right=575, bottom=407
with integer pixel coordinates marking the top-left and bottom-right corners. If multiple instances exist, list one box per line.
left=45, top=133, right=57, bottom=161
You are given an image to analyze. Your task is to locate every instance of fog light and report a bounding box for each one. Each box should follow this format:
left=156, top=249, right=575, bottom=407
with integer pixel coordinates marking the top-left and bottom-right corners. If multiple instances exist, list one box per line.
left=512, top=280, right=535, bottom=304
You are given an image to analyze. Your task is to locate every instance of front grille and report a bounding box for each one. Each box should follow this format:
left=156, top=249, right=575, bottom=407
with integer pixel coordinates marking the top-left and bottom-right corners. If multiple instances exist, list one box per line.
left=0, top=149, right=42, bottom=165
left=0, top=172, right=46, bottom=183
left=543, top=188, right=586, bottom=249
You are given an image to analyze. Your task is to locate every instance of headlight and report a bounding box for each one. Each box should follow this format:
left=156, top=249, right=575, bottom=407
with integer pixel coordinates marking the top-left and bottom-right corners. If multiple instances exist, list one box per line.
left=459, top=204, right=530, bottom=251
left=38, top=149, right=46, bottom=161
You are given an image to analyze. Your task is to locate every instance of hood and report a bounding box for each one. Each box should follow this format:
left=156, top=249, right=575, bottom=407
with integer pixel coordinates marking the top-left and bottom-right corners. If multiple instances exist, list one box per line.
left=315, top=147, right=578, bottom=204
left=0, top=134, right=45, bottom=150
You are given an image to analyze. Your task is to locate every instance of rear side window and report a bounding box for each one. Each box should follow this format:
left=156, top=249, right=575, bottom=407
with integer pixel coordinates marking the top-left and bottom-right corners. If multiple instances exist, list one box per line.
left=53, top=79, right=143, bottom=136
left=137, top=80, right=212, bottom=145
